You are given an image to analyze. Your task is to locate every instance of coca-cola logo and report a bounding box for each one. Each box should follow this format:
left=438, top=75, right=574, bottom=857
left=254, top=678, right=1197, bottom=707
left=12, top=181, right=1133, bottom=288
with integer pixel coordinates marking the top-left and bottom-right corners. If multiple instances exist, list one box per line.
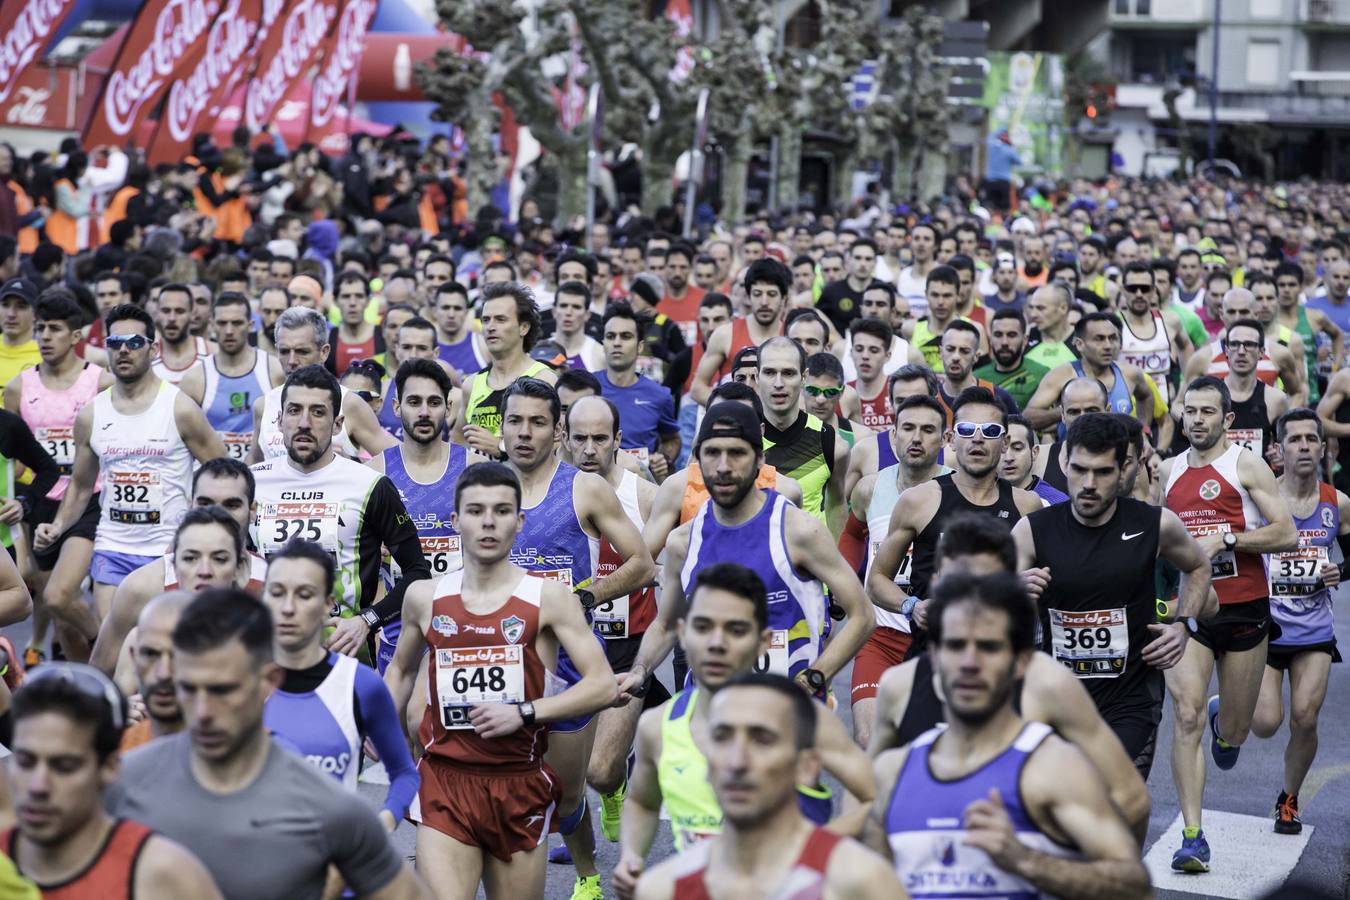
left=244, top=0, right=334, bottom=129
left=5, top=85, right=50, bottom=125
left=0, top=0, right=72, bottom=106
left=162, top=0, right=256, bottom=142
left=308, top=0, right=376, bottom=128
left=102, top=0, right=219, bottom=137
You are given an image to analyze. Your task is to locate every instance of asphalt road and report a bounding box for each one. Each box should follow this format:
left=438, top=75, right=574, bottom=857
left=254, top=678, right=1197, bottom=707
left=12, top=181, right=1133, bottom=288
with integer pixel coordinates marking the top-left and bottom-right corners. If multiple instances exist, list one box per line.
left=8, top=589, right=1350, bottom=898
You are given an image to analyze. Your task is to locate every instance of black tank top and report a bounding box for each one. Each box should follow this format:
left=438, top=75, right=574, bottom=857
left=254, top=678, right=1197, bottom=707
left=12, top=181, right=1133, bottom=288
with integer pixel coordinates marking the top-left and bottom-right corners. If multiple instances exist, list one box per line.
left=895, top=652, right=1024, bottom=747
left=909, top=473, right=1023, bottom=604
left=1041, top=440, right=1068, bottom=494
left=1227, top=384, right=1272, bottom=460
left=1028, top=497, right=1163, bottom=713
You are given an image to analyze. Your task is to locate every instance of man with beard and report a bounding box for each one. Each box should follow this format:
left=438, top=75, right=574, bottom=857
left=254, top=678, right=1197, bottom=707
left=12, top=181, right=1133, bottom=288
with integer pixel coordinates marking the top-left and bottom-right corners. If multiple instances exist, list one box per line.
left=936, top=321, right=1018, bottom=423
left=868, top=387, right=1042, bottom=641
left=864, top=573, right=1150, bottom=898
left=1014, top=413, right=1213, bottom=781
left=34, top=304, right=224, bottom=656
left=121, top=591, right=193, bottom=750
left=149, top=284, right=214, bottom=386
left=1162, top=376, right=1297, bottom=873
left=843, top=365, right=940, bottom=501
left=841, top=395, right=950, bottom=746
left=250, top=365, right=429, bottom=663
left=1119, top=261, right=1191, bottom=409
left=188, top=283, right=213, bottom=342
left=974, top=309, right=1048, bottom=412
left=657, top=242, right=705, bottom=344
left=367, top=359, right=475, bottom=671
left=1025, top=313, right=1157, bottom=430
left=178, top=292, right=284, bottom=461
left=6, top=662, right=222, bottom=898
left=690, top=259, right=789, bottom=406
left=254, top=286, right=289, bottom=357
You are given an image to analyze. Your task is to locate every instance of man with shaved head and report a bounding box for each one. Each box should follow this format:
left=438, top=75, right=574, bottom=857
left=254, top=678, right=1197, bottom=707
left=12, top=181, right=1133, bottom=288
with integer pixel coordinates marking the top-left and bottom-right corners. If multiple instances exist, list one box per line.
left=1031, top=377, right=1110, bottom=496
left=120, top=591, right=193, bottom=751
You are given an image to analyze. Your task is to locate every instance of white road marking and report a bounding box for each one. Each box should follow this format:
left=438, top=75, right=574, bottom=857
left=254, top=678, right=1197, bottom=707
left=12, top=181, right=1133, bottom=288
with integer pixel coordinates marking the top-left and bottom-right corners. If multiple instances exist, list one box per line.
left=1144, top=811, right=1313, bottom=898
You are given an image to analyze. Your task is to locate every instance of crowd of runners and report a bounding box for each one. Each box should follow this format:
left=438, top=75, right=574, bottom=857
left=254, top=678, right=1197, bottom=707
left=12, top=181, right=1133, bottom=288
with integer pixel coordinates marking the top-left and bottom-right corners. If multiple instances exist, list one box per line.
left=0, top=132, right=1348, bottom=898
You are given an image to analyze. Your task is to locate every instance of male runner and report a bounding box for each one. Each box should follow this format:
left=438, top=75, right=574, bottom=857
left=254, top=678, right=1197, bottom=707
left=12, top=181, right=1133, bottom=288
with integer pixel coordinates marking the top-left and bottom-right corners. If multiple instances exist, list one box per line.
left=6, top=663, right=222, bottom=898
left=248, top=306, right=396, bottom=462
left=107, top=589, right=426, bottom=899
left=1024, top=312, right=1156, bottom=428
left=34, top=304, right=224, bottom=652
left=1185, top=288, right=1307, bottom=405
left=973, top=308, right=1049, bottom=412
left=1023, top=282, right=1078, bottom=369
left=864, top=572, right=1150, bottom=898
left=1014, top=413, right=1213, bottom=780
left=690, top=259, right=789, bottom=406
left=255, top=286, right=289, bottom=357
left=598, top=301, right=680, bottom=480
left=1274, top=261, right=1342, bottom=400
left=121, top=591, right=191, bottom=751
left=434, top=281, right=488, bottom=377
left=452, top=282, right=558, bottom=457
left=935, top=320, right=1018, bottom=422
left=897, top=222, right=938, bottom=315
left=999, top=414, right=1068, bottom=505
left=1029, top=377, right=1109, bottom=495
left=383, top=463, right=616, bottom=900
left=803, top=352, right=868, bottom=447
left=262, top=539, right=419, bottom=833
left=839, top=317, right=896, bottom=431
left=843, top=365, right=941, bottom=501
left=149, top=283, right=213, bottom=385
left=1119, top=260, right=1191, bottom=406
left=552, top=281, right=605, bottom=371
left=178, top=292, right=283, bottom=461
left=868, top=387, right=1042, bottom=637
left=909, top=266, right=964, bottom=370
left=1250, top=408, right=1350, bottom=835
left=841, top=394, right=949, bottom=746
left=1162, top=375, right=1298, bottom=872
left=634, top=673, right=901, bottom=900
left=329, top=272, right=384, bottom=375
left=251, top=365, right=430, bottom=659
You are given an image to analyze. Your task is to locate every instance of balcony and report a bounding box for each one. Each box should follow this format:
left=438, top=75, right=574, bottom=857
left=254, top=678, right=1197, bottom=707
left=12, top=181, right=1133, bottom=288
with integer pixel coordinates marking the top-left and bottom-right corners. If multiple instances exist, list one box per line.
left=1303, top=0, right=1350, bottom=26
left=1111, top=0, right=1203, bottom=24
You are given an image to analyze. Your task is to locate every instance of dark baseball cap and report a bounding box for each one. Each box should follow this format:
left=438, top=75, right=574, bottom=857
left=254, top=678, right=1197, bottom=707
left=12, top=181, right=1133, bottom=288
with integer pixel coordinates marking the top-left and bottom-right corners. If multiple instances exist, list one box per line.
left=0, top=277, right=37, bottom=305
left=695, top=401, right=763, bottom=452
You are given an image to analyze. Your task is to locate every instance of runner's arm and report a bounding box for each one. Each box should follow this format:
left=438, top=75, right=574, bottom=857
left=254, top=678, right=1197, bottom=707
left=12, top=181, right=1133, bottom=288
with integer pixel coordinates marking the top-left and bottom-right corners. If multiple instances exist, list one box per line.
left=1022, top=364, right=1072, bottom=431
left=866, top=662, right=916, bottom=757
left=866, top=492, right=921, bottom=615
left=843, top=434, right=877, bottom=501
left=838, top=476, right=873, bottom=575
left=176, top=365, right=206, bottom=406
left=1317, top=371, right=1350, bottom=438
left=1010, top=516, right=1038, bottom=572
left=777, top=473, right=804, bottom=507
left=1316, top=309, right=1346, bottom=369
left=0, top=410, right=60, bottom=513
left=382, top=585, right=432, bottom=742
left=815, top=702, right=875, bottom=834
left=90, top=566, right=157, bottom=675
left=642, top=470, right=685, bottom=562
left=826, top=840, right=910, bottom=900
left=581, top=472, right=656, bottom=603
left=1274, top=344, right=1308, bottom=406
left=134, top=835, right=224, bottom=900
left=353, top=664, right=420, bottom=827
left=0, top=551, right=31, bottom=629
left=1124, top=364, right=1155, bottom=424
left=861, top=748, right=907, bottom=858
left=34, top=405, right=96, bottom=548
left=324, top=792, right=427, bottom=900
left=624, top=524, right=690, bottom=695
left=689, top=323, right=731, bottom=406
left=792, top=508, right=874, bottom=680
left=174, top=394, right=229, bottom=461
left=615, top=708, right=665, bottom=896
left=1157, top=508, right=1216, bottom=621
left=1235, top=450, right=1299, bottom=554
left=535, top=580, right=619, bottom=724
left=344, top=394, right=399, bottom=456
left=367, top=478, right=433, bottom=625
left=246, top=396, right=265, bottom=463
left=826, top=427, right=851, bottom=537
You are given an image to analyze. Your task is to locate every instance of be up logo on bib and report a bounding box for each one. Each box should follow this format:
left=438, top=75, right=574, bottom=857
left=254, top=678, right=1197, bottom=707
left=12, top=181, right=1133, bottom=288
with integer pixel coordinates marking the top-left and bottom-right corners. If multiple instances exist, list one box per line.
left=1199, top=479, right=1221, bottom=501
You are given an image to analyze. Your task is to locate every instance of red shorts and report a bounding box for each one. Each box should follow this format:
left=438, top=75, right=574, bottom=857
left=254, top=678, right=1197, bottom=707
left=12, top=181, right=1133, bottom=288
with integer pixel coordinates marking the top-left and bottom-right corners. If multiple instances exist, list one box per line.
left=850, top=626, right=913, bottom=703
left=411, top=757, right=561, bottom=862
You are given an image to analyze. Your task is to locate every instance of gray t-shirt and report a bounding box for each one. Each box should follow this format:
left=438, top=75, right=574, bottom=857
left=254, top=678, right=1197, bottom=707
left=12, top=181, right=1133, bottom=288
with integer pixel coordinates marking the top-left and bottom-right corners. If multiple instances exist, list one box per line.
left=105, top=733, right=403, bottom=900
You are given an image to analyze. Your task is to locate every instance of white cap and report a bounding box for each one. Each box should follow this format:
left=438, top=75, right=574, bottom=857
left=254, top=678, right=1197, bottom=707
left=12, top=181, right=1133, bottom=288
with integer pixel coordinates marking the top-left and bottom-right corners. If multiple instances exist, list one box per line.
left=267, top=239, right=298, bottom=260
left=1009, top=217, right=1036, bottom=235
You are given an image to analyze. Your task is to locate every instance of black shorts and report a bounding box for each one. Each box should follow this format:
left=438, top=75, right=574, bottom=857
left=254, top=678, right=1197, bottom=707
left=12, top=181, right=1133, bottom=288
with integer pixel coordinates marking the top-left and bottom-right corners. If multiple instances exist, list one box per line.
left=1191, top=598, right=1276, bottom=655
left=29, top=493, right=100, bottom=572
left=1266, top=640, right=1341, bottom=672
left=602, top=633, right=644, bottom=674
left=1103, top=703, right=1163, bottom=781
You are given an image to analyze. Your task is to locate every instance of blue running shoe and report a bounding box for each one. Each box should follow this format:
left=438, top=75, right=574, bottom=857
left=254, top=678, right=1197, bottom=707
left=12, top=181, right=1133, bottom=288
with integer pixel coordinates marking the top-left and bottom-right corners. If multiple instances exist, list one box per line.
left=548, top=842, right=573, bottom=865
left=1171, top=828, right=1210, bottom=873
left=1208, top=694, right=1240, bottom=770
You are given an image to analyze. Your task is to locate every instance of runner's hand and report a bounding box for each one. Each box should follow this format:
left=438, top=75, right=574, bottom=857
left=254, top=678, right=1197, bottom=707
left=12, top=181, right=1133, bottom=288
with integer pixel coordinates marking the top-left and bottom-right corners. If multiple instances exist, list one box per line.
left=469, top=702, right=524, bottom=738
left=127, top=693, right=148, bottom=725
left=33, top=522, right=60, bottom=551
left=325, top=616, right=369, bottom=657
left=462, top=424, right=501, bottom=456
left=0, top=499, right=22, bottom=526
left=963, top=788, right=1028, bottom=871
left=614, top=664, right=648, bottom=706
left=1320, top=559, right=1341, bottom=588
left=1196, top=532, right=1227, bottom=559
left=649, top=452, right=670, bottom=482
left=613, top=851, right=645, bottom=900
left=1141, top=621, right=1188, bottom=669
left=1020, top=567, right=1051, bottom=601
left=911, top=599, right=930, bottom=631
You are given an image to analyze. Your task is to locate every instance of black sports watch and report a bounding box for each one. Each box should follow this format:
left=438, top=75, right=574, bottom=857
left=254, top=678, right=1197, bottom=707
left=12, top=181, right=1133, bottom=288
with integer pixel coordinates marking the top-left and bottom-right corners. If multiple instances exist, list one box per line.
left=517, top=701, right=536, bottom=726
left=800, top=668, right=827, bottom=696
left=359, top=608, right=381, bottom=629
left=1222, top=531, right=1238, bottom=551
left=574, top=588, right=597, bottom=611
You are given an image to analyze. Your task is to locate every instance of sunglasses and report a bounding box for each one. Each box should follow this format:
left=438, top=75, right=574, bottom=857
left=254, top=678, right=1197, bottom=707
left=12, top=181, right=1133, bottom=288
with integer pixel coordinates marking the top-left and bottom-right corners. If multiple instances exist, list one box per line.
left=953, top=421, right=1006, bottom=439
left=25, top=662, right=125, bottom=730
left=345, top=358, right=387, bottom=379
left=1124, top=284, right=1153, bottom=294
left=803, top=385, right=844, bottom=399
left=105, top=334, right=150, bottom=351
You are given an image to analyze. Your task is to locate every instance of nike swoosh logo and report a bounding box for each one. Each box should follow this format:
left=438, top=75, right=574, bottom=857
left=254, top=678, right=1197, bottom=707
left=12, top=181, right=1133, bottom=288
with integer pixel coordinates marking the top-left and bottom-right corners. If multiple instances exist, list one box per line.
left=634, top=399, right=651, bottom=405
left=1121, top=531, right=1144, bottom=541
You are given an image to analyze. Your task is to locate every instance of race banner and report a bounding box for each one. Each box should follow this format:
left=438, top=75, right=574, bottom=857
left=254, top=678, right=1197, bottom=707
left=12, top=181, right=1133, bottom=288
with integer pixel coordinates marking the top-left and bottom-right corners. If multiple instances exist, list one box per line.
left=83, top=0, right=222, bottom=149
left=0, top=0, right=80, bottom=107
left=303, top=0, right=379, bottom=146
left=0, top=63, right=77, bottom=130
left=144, top=0, right=266, bottom=165
left=244, top=0, right=337, bottom=131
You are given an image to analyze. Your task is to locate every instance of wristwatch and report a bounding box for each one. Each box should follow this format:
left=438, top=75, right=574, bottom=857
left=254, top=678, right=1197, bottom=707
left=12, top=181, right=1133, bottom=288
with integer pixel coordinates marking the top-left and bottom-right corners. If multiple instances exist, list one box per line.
left=799, top=668, right=827, bottom=696
left=359, top=608, right=380, bottom=629
left=1222, top=531, right=1238, bottom=551
left=900, top=596, right=921, bottom=620
left=517, top=701, right=536, bottom=726
left=574, top=588, right=597, bottom=611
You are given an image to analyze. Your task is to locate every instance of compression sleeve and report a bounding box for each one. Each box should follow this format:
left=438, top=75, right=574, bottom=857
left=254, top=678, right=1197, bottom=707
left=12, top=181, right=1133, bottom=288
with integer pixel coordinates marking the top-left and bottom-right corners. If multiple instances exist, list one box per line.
left=839, top=511, right=868, bottom=575
left=353, top=662, right=420, bottom=820
left=366, top=477, right=432, bottom=624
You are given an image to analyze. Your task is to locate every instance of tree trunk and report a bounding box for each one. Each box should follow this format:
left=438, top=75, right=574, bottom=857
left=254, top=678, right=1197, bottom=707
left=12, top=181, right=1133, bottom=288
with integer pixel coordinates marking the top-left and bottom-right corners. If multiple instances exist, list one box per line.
left=892, top=137, right=919, bottom=204
left=775, top=126, right=801, bottom=212
left=916, top=142, right=947, bottom=202
left=833, top=145, right=857, bottom=212
left=722, top=130, right=754, bottom=227
left=641, top=140, right=678, bottom=214
left=553, top=143, right=589, bottom=226
left=462, top=97, right=499, bottom=218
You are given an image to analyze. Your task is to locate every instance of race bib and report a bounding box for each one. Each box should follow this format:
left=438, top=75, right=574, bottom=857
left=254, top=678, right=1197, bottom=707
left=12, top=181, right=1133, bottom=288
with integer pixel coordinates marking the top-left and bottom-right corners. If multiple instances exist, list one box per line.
left=1268, top=547, right=1328, bottom=597
left=1049, top=607, right=1128, bottom=678
left=1226, top=428, right=1263, bottom=456
left=872, top=540, right=914, bottom=589
left=535, top=568, right=574, bottom=589
left=36, top=426, right=75, bottom=475
left=435, top=645, right=525, bottom=729
left=593, top=593, right=630, bottom=639
left=750, top=630, right=790, bottom=676
left=258, top=501, right=340, bottom=555
left=1185, top=522, right=1236, bottom=580
left=221, top=431, right=252, bottom=461
left=108, top=470, right=164, bottom=525
left=422, top=535, right=463, bottom=576
left=635, top=355, right=665, bottom=382
left=620, top=446, right=651, bottom=469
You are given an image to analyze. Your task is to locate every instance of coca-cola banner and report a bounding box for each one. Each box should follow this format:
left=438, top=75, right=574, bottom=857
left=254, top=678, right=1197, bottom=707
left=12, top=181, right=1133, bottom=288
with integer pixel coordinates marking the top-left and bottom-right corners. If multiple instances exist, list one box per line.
left=0, top=0, right=80, bottom=108
left=243, top=0, right=338, bottom=132
left=0, top=63, right=77, bottom=130
left=303, top=0, right=379, bottom=144
left=83, top=0, right=223, bottom=149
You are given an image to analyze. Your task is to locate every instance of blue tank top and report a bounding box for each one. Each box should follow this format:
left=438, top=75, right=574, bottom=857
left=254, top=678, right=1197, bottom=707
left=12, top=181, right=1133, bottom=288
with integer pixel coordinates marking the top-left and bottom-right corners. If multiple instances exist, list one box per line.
left=1271, top=482, right=1339, bottom=647
left=878, top=431, right=899, bottom=470
left=202, top=353, right=271, bottom=459
left=1070, top=360, right=1133, bottom=414
left=679, top=491, right=826, bottom=679
left=511, top=461, right=598, bottom=590
left=263, top=653, right=362, bottom=792
left=885, top=721, right=1076, bottom=898
left=377, top=387, right=402, bottom=438
left=438, top=334, right=486, bottom=377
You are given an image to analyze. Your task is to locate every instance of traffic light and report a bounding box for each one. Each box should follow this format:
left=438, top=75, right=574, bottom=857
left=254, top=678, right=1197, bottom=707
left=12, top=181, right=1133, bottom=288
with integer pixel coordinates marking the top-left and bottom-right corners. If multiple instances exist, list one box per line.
left=1083, top=83, right=1115, bottom=126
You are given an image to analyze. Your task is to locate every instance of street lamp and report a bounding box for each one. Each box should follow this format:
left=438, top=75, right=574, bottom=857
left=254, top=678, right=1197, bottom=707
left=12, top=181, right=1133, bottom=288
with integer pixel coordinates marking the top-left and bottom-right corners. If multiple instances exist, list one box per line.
left=1208, top=0, right=1221, bottom=167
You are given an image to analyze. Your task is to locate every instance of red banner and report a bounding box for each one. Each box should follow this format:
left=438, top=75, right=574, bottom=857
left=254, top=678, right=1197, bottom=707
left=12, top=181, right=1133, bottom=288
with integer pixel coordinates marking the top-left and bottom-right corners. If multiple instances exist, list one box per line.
left=243, top=0, right=337, bottom=131
left=303, top=0, right=379, bottom=147
left=144, top=0, right=264, bottom=165
left=0, top=0, right=80, bottom=107
left=0, top=63, right=77, bottom=130
left=84, top=0, right=222, bottom=148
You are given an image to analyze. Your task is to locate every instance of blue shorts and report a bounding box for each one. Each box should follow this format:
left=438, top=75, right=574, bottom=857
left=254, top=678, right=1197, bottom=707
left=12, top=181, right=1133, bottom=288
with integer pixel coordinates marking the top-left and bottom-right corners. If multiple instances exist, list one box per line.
left=90, top=550, right=158, bottom=587
left=375, top=619, right=402, bottom=675
left=549, top=631, right=607, bottom=734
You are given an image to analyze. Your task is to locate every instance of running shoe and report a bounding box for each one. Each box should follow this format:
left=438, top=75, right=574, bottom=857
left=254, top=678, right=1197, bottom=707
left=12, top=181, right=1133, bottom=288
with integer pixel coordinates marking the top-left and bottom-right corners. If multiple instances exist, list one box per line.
left=600, top=781, right=626, bottom=842
left=1171, top=828, right=1210, bottom=873
left=548, top=841, right=573, bottom=865
left=570, top=874, right=602, bottom=900
left=1275, top=792, right=1302, bottom=835
left=0, top=636, right=26, bottom=691
left=22, top=646, right=44, bottom=670
left=1208, top=695, right=1240, bottom=770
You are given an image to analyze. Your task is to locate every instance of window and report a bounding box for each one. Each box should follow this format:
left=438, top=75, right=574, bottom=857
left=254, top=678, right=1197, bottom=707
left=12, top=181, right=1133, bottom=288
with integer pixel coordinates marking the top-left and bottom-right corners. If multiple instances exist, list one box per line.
left=1250, top=0, right=1281, bottom=17
left=1246, top=40, right=1280, bottom=86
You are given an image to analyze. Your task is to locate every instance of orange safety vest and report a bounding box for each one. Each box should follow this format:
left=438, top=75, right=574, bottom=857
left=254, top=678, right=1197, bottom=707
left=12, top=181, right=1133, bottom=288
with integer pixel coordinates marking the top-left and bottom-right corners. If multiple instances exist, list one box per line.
left=680, top=462, right=781, bottom=523
left=193, top=172, right=250, bottom=244
left=45, top=178, right=80, bottom=255
left=101, top=185, right=139, bottom=238
left=7, top=181, right=37, bottom=254
left=418, top=191, right=438, bottom=235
